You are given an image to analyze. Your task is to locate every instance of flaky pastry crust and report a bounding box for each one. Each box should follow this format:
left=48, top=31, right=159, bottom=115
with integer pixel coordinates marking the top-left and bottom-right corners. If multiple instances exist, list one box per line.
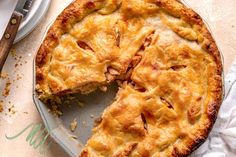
left=35, top=0, right=223, bottom=156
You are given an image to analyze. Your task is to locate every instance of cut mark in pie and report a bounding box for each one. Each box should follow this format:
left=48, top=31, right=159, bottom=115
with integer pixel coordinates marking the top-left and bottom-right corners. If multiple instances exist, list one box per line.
left=77, top=41, right=94, bottom=52
left=160, top=97, right=174, bottom=109
left=141, top=113, right=148, bottom=131
left=170, top=65, right=187, bottom=71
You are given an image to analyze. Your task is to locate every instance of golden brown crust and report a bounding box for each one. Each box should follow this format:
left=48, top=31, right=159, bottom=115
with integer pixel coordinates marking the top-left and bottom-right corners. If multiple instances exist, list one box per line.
left=156, top=1, right=222, bottom=156
left=36, top=0, right=118, bottom=66
left=35, top=0, right=223, bottom=156
left=164, top=1, right=223, bottom=156
left=150, top=1, right=223, bottom=156
left=35, top=0, right=109, bottom=98
left=36, top=0, right=105, bottom=67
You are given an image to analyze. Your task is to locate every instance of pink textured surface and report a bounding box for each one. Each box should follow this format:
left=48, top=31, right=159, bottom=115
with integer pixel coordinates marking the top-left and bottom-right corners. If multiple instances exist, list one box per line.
left=0, top=0, right=235, bottom=157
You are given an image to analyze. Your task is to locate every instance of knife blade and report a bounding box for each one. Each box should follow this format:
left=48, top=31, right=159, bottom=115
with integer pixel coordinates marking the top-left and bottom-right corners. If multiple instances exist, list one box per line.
left=0, top=0, right=34, bottom=72
left=15, top=0, right=34, bottom=17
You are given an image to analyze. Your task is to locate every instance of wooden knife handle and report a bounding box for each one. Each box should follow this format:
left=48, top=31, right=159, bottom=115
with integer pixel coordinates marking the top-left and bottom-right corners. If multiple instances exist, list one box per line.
left=0, top=11, right=23, bottom=72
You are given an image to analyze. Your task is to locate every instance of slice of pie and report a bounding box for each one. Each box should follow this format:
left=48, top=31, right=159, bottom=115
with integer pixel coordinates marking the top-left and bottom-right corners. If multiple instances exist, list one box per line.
left=35, top=0, right=223, bottom=156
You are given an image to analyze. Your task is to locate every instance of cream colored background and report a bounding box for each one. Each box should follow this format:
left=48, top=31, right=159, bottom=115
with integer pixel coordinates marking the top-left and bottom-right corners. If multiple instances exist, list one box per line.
left=0, top=0, right=235, bottom=157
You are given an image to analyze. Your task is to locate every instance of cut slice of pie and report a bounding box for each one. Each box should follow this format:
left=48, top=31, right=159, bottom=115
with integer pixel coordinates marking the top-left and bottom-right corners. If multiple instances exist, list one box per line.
left=35, top=0, right=223, bottom=156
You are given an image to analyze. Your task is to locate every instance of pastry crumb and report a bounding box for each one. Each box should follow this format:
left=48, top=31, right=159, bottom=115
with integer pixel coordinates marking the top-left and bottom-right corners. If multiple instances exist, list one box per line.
left=50, top=104, right=63, bottom=116
left=94, top=117, right=102, bottom=127
left=1, top=72, right=12, bottom=98
left=0, top=72, right=9, bottom=79
left=8, top=105, right=16, bottom=115
left=0, top=100, right=3, bottom=112
left=16, top=74, right=22, bottom=80
left=70, top=118, right=78, bottom=132
left=90, top=114, right=94, bottom=118
left=10, top=49, right=16, bottom=57
left=2, top=79, right=11, bottom=97
left=78, top=101, right=85, bottom=107
left=71, top=135, right=78, bottom=139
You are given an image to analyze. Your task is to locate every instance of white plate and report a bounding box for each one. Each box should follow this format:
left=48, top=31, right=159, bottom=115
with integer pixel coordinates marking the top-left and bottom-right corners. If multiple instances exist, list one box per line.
left=18, top=0, right=43, bottom=31
left=14, top=0, right=51, bottom=43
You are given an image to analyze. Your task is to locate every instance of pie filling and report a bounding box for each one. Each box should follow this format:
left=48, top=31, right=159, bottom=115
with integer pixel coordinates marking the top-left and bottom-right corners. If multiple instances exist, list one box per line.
left=35, top=0, right=223, bottom=156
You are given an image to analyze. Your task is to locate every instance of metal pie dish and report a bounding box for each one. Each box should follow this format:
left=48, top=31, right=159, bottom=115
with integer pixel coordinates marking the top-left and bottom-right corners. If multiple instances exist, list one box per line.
left=33, top=72, right=118, bottom=157
left=32, top=0, right=225, bottom=157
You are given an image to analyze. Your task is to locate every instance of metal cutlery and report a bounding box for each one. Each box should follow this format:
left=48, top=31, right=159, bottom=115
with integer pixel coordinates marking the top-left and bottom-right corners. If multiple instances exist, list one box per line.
left=0, top=0, right=34, bottom=72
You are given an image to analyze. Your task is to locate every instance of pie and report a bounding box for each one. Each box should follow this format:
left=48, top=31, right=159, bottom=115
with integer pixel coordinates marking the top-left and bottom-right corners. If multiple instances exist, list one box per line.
left=35, top=0, right=223, bottom=156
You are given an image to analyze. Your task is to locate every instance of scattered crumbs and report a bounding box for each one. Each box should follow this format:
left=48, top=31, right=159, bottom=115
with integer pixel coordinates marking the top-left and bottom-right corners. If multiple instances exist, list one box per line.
left=16, top=74, right=23, bottom=80
left=8, top=105, right=16, bottom=115
left=0, top=72, right=9, bottom=79
left=1, top=49, right=28, bottom=95
left=28, top=53, right=32, bottom=57
left=78, top=101, right=85, bottom=107
left=10, top=49, right=16, bottom=57
left=70, top=118, right=78, bottom=132
left=94, top=117, right=102, bottom=127
left=47, top=97, right=63, bottom=116
left=0, top=100, right=3, bottom=112
left=232, top=25, right=235, bottom=28
left=23, top=111, right=28, bottom=114
left=50, top=104, right=63, bottom=116
left=10, top=49, right=27, bottom=68
left=2, top=79, right=11, bottom=97
left=90, top=114, right=94, bottom=118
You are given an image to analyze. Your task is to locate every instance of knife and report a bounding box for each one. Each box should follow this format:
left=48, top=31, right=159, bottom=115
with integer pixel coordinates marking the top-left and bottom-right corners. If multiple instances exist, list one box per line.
left=0, top=0, right=34, bottom=72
